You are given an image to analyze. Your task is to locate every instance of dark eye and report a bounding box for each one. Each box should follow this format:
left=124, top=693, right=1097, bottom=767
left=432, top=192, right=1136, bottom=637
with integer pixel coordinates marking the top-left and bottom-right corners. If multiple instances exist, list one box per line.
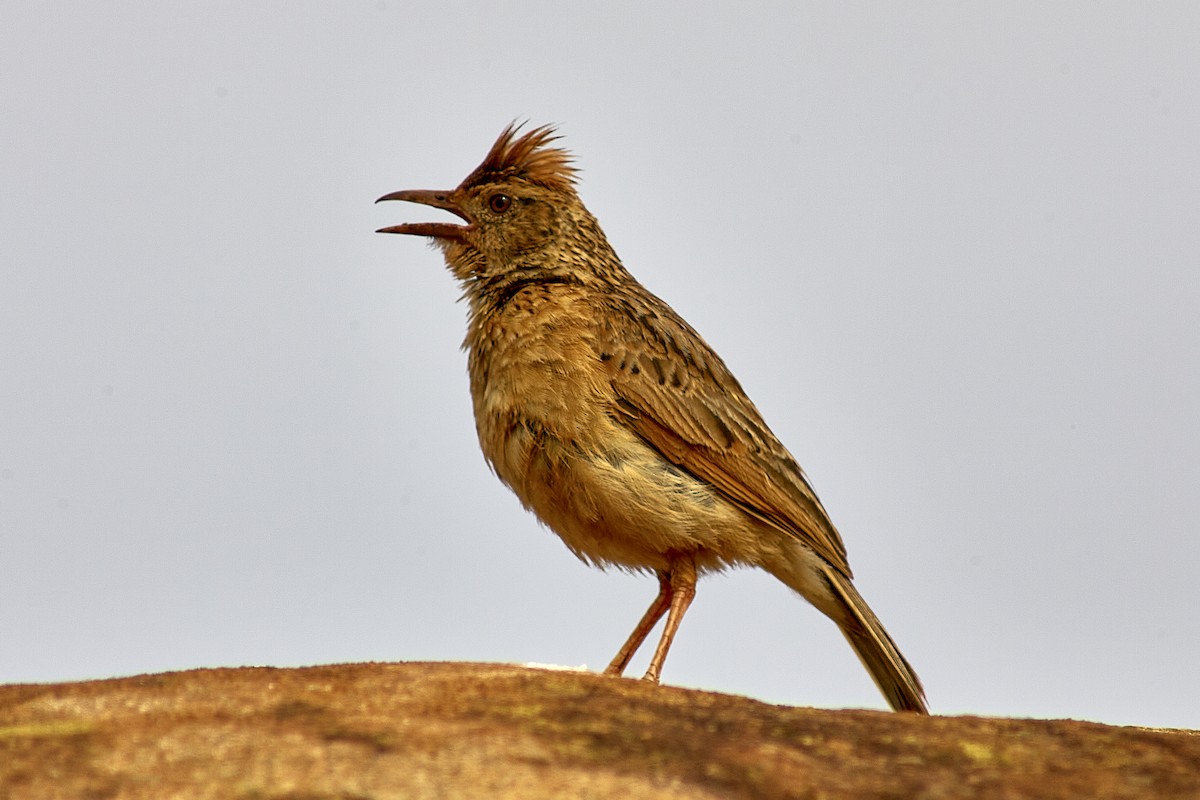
left=488, top=193, right=512, bottom=214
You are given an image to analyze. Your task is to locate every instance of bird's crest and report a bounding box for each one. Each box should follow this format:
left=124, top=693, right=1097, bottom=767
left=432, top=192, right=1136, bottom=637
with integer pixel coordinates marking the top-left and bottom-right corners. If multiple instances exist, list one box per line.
left=461, top=123, right=578, bottom=192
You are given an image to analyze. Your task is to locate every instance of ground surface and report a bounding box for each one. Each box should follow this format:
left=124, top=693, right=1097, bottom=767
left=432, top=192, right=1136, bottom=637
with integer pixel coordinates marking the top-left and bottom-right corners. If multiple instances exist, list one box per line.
left=1, top=662, right=1196, bottom=799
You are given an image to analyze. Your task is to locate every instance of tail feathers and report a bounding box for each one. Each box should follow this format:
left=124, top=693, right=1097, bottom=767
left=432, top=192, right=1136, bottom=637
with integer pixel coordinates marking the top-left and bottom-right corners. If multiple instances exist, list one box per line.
left=824, top=567, right=929, bottom=714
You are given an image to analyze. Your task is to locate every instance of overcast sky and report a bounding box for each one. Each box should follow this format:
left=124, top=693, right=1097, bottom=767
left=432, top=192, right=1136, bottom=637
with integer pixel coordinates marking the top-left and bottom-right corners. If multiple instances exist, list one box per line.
left=2, top=3, right=1197, bottom=729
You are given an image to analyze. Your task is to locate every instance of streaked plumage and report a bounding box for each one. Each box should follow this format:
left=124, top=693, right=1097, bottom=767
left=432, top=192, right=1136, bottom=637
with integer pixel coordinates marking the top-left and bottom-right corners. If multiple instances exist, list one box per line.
left=377, top=124, right=928, bottom=713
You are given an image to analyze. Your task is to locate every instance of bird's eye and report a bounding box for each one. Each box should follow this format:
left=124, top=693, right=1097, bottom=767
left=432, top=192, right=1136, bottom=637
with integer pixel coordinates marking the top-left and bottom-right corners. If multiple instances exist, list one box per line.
left=488, top=193, right=512, bottom=214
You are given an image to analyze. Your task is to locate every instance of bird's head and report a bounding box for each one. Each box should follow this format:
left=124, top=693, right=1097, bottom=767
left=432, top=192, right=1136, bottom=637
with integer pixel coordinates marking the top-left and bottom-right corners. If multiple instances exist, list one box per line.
left=377, top=123, right=593, bottom=283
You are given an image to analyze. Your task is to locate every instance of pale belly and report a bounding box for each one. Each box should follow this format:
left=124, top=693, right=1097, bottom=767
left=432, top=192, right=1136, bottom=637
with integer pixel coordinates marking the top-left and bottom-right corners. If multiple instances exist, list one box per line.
left=484, top=412, right=783, bottom=575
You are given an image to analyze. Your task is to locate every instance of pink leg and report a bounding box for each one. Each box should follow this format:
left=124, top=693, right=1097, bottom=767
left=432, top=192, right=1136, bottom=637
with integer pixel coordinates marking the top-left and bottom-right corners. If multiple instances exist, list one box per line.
left=604, top=570, right=672, bottom=676
left=642, top=555, right=697, bottom=684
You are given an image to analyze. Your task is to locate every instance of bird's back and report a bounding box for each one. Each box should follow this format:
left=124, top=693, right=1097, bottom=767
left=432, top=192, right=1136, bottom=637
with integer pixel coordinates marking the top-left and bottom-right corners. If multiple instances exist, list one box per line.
left=464, top=272, right=851, bottom=580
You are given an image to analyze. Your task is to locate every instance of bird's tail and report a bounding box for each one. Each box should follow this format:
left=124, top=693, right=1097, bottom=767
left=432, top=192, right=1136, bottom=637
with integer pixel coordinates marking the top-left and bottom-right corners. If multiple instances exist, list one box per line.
left=822, top=566, right=929, bottom=714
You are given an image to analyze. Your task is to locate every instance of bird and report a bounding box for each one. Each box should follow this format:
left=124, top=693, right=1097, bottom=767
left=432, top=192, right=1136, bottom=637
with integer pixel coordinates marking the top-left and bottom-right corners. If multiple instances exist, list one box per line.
left=376, top=123, right=929, bottom=713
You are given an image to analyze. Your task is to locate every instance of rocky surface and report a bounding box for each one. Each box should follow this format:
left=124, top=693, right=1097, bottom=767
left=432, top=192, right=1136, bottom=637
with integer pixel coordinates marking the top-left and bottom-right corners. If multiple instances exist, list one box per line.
left=1, top=661, right=1196, bottom=799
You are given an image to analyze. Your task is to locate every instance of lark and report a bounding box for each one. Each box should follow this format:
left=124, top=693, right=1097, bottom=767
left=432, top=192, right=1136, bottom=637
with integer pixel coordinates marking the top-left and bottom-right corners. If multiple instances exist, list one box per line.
left=377, top=124, right=928, bottom=712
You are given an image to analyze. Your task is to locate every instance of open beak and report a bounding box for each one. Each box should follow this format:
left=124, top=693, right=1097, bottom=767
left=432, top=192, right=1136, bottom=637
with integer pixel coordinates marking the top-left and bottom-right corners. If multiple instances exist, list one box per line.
left=375, top=189, right=471, bottom=239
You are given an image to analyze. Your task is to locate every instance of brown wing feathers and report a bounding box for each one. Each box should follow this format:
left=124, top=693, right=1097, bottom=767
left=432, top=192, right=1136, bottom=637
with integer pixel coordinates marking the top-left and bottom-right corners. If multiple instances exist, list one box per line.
left=604, top=299, right=852, bottom=576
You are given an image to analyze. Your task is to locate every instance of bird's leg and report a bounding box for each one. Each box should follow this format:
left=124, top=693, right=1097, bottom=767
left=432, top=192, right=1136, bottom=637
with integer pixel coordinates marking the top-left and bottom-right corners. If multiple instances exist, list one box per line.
left=604, top=570, right=672, bottom=677
left=641, top=554, right=697, bottom=684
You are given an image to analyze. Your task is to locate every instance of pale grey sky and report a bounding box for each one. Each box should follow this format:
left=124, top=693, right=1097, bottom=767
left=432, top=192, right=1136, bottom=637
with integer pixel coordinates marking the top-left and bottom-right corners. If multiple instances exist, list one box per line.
left=2, top=3, right=1197, bottom=728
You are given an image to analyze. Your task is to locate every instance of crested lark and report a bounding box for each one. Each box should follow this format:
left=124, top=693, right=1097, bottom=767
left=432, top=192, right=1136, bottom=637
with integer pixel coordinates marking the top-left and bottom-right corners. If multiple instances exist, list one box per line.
left=377, top=124, right=928, bottom=713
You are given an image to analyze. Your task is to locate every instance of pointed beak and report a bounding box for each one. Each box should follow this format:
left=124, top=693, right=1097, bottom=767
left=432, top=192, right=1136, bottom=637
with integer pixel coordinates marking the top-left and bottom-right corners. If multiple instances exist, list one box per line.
left=375, top=189, right=472, bottom=239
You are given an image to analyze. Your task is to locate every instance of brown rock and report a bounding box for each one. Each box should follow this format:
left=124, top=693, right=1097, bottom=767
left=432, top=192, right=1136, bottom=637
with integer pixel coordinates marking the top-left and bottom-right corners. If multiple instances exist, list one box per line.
left=1, top=662, right=1195, bottom=798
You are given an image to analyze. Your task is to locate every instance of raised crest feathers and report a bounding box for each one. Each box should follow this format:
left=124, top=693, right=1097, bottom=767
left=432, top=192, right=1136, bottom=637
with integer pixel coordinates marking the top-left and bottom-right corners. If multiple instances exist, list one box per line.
left=461, top=122, right=578, bottom=192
